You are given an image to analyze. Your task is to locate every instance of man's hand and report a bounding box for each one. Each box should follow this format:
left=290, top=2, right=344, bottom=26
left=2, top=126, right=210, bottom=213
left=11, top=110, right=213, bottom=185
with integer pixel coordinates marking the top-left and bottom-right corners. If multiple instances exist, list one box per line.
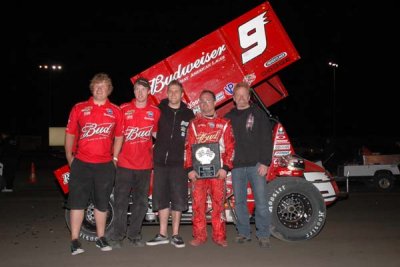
left=216, top=169, right=227, bottom=179
left=257, top=163, right=269, bottom=177
left=188, top=170, right=199, bottom=182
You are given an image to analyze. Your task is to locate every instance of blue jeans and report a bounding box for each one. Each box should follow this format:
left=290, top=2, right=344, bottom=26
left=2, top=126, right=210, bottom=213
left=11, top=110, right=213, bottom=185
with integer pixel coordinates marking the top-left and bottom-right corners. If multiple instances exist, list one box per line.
left=231, top=163, right=270, bottom=238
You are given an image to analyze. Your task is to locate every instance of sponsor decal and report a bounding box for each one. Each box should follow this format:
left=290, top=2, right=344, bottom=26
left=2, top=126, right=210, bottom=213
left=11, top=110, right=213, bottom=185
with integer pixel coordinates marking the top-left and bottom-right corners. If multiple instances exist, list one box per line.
left=224, top=83, right=234, bottom=95
left=243, top=73, right=256, bottom=85
left=264, top=52, right=288, bottom=68
left=274, top=139, right=290, bottom=144
left=149, top=44, right=227, bottom=96
left=273, top=150, right=291, bottom=156
left=188, top=98, right=200, bottom=110
left=274, top=144, right=291, bottom=150
left=305, top=210, right=325, bottom=239
left=62, top=172, right=70, bottom=185
left=216, top=91, right=225, bottom=102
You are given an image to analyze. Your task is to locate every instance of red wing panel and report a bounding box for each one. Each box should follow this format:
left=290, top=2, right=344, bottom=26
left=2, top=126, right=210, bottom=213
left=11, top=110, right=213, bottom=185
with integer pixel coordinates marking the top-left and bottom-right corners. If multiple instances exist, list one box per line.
left=131, top=1, right=299, bottom=111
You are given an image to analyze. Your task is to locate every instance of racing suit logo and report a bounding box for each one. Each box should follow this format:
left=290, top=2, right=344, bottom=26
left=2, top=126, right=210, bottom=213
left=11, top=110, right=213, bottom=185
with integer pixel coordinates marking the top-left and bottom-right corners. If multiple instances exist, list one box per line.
left=196, top=130, right=221, bottom=143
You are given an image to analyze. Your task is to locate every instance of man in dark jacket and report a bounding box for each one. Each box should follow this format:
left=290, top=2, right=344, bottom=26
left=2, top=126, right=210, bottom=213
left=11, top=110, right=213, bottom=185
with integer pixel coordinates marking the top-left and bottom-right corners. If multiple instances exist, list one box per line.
left=146, top=80, right=194, bottom=248
left=225, top=82, right=273, bottom=248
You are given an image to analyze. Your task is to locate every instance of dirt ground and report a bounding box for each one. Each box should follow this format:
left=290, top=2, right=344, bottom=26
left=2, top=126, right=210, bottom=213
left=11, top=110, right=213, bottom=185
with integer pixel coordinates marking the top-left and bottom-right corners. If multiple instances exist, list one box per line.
left=0, top=158, right=399, bottom=267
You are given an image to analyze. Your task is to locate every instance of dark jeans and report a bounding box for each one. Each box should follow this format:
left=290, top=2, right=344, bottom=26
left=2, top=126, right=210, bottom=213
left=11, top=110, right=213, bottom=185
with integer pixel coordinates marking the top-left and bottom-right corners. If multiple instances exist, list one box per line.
left=109, top=166, right=151, bottom=241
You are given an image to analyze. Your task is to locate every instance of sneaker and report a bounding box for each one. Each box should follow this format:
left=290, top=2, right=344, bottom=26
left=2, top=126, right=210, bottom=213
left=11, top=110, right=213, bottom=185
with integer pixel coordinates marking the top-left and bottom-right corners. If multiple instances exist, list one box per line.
left=96, top=236, right=112, bottom=251
left=170, top=235, right=185, bottom=248
left=235, top=234, right=251, bottom=244
left=70, top=239, right=84, bottom=255
left=109, top=239, right=123, bottom=249
left=146, top=234, right=169, bottom=246
left=189, top=239, right=206, bottom=247
left=129, top=238, right=145, bottom=247
left=213, top=239, right=228, bottom=247
left=258, top=237, right=271, bottom=248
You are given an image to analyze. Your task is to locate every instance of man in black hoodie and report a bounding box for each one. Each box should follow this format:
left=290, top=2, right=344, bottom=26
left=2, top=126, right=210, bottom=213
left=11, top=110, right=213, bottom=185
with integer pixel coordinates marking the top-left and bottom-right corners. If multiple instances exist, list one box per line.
left=225, top=82, right=273, bottom=248
left=146, top=80, right=195, bottom=248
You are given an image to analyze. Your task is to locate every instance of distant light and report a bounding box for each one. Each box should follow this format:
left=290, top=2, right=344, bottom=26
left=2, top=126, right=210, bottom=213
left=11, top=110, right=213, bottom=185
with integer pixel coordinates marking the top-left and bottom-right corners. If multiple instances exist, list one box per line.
left=38, top=64, right=63, bottom=71
left=328, top=62, right=339, bottom=68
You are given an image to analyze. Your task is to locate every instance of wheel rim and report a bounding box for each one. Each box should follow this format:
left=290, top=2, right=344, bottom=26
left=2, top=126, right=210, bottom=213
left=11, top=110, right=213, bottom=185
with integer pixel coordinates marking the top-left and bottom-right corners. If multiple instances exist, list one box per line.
left=82, top=203, right=96, bottom=232
left=378, top=178, right=391, bottom=189
left=276, top=193, right=313, bottom=229
left=81, top=202, right=114, bottom=233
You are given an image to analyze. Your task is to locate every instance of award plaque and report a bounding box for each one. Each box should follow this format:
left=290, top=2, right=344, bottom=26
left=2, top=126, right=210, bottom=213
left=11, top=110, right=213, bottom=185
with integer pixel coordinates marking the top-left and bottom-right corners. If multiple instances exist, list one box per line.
left=192, top=142, right=221, bottom=179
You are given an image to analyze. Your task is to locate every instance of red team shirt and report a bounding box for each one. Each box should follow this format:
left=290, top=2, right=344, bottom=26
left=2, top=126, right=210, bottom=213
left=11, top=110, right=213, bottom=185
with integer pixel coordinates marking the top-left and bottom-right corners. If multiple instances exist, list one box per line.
left=66, top=97, right=123, bottom=163
left=117, top=100, right=161, bottom=170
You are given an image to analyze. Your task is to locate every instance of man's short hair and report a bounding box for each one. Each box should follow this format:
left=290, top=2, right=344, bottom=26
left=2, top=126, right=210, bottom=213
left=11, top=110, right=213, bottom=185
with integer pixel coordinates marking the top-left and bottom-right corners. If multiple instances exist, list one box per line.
left=168, top=80, right=183, bottom=93
left=134, top=77, right=151, bottom=89
left=233, top=82, right=250, bottom=95
left=200, top=89, right=216, bottom=101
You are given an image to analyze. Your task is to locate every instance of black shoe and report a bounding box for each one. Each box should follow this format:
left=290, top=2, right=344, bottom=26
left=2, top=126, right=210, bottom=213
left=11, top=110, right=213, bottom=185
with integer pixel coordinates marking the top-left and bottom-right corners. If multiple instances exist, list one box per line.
left=258, top=237, right=271, bottom=248
left=96, top=237, right=112, bottom=251
left=235, top=234, right=251, bottom=244
left=146, top=234, right=169, bottom=246
left=129, top=238, right=145, bottom=247
left=71, top=239, right=84, bottom=255
left=170, top=235, right=185, bottom=248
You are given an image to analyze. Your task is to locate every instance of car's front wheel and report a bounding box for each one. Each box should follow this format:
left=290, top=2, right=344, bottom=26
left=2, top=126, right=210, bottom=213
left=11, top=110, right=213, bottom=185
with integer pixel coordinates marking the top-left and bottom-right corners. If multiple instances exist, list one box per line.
left=266, top=177, right=327, bottom=241
left=65, top=200, right=114, bottom=242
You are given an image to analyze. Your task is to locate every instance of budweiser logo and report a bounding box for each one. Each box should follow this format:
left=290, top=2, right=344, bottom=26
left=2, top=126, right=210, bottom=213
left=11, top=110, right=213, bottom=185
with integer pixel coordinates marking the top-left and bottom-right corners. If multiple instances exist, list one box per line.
left=62, top=172, right=70, bottom=185
left=149, top=44, right=227, bottom=95
left=196, top=130, right=220, bottom=143
left=81, top=123, right=114, bottom=138
left=125, top=126, right=153, bottom=141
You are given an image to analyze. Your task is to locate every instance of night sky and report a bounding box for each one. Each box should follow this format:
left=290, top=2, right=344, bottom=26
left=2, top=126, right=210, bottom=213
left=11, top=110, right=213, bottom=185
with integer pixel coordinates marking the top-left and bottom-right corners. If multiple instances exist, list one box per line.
left=7, top=0, right=398, bottom=149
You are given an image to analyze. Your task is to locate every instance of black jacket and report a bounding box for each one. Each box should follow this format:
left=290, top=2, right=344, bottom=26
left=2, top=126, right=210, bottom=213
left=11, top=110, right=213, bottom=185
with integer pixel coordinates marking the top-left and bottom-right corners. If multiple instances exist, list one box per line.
left=225, top=104, right=272, bottom=168
left=153, top=99, right=195, bottom=166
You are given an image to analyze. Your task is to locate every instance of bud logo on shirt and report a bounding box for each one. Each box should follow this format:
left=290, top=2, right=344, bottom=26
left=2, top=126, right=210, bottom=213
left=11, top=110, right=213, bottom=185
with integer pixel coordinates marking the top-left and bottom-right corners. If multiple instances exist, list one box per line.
left=125, top=126, right=153, bottom=141
left=81, top=123, right=114, bottom=139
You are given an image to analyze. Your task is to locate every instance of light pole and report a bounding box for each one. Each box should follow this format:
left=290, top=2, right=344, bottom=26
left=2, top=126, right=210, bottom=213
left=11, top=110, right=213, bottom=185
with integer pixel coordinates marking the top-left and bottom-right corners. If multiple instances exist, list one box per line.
left=38, top=64, right=62, bottom=126
left=328, top=61, right=338, bottom=137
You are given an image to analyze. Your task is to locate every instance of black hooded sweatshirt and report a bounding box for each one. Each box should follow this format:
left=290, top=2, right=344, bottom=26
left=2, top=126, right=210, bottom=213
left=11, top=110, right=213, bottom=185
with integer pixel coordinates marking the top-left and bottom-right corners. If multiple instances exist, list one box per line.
left=153, top=98, right=195, bottom=166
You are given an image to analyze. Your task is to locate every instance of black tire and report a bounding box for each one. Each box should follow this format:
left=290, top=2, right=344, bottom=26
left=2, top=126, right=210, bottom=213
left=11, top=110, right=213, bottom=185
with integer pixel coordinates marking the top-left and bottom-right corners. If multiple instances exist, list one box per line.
left=266, top=177, right=326, bottom=242
left=65, top=199, right=114, bottom=242
left=374, top=172, right=395, bottom=191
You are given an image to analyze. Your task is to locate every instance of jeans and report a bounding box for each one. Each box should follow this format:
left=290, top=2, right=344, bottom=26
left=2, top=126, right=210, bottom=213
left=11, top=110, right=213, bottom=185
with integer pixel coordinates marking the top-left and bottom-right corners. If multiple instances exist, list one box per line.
left=109, top=167, right=151, bottom=241
left=231, top=163, right=270, bottom=238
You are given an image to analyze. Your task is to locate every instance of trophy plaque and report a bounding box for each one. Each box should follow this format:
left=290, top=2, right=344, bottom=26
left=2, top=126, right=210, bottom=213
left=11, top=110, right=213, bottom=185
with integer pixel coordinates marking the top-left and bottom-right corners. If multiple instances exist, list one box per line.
left=192, top=142, right=221, bottom=179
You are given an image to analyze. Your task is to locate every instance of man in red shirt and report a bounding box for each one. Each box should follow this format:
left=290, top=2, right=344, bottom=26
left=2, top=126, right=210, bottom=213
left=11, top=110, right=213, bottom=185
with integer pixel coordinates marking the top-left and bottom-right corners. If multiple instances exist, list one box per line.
left=65, top=73, right=123, bottom=255
left=108, top=78, right=161, bottom=248
left=184, top=89, right=235, bottom=247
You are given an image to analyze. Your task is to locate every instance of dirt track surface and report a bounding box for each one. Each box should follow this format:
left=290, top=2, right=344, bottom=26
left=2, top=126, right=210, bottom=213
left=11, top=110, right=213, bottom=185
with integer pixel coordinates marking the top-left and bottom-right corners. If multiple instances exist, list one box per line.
left=1, top=160, right=399, bottom=267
